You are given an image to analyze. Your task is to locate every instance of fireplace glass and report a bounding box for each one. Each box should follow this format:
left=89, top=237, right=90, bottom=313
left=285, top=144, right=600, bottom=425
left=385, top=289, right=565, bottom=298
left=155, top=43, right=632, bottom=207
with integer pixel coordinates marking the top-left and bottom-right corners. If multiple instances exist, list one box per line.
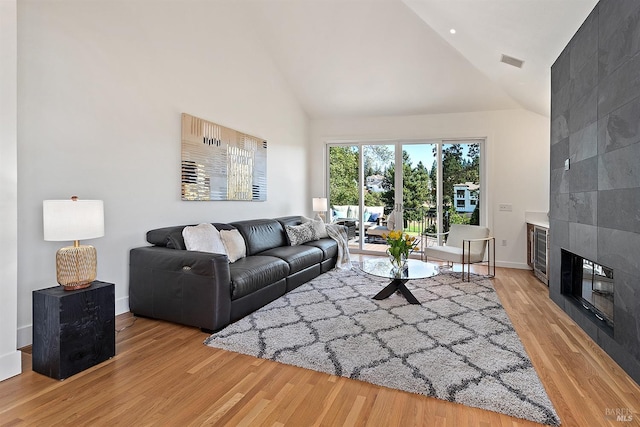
left=561, top=249, right=614, bottom=330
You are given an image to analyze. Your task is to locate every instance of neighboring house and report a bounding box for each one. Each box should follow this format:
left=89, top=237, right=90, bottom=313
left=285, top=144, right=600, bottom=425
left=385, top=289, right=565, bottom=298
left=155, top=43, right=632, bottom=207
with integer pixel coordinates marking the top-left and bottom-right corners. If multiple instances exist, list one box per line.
left=365, top=174, right=385, bottom=192
left=453, top=182, right=479, bottom=213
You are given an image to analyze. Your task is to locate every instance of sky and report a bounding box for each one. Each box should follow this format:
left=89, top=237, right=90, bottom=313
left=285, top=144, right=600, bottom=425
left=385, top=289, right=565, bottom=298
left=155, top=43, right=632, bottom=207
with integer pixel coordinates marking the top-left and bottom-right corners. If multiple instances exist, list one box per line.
left=390, top=142, right=477, bottom=169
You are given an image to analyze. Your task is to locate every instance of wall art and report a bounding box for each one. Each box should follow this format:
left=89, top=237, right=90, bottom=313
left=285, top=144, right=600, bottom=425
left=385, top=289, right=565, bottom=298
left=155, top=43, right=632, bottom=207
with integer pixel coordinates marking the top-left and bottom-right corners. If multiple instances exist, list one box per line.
left=181, top=113, right=267, bottom=201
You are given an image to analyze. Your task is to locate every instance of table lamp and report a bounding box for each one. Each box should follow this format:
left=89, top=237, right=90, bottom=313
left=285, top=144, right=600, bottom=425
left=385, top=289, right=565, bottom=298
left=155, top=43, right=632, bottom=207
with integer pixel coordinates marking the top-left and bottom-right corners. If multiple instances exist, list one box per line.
left=312, top=197, right=327, bottom=222
left=43, top=196, right=104, bottom=290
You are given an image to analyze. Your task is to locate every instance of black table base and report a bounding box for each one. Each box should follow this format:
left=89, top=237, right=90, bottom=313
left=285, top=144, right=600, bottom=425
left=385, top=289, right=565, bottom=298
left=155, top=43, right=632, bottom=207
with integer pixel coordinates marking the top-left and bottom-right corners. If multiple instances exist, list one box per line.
left=372, top=279, right=420, bottom=305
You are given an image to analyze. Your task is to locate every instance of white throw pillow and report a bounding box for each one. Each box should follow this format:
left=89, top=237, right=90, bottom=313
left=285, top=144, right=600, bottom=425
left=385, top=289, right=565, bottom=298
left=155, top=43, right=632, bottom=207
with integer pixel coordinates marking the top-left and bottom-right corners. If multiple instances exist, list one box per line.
left=312, top=214, right=329, bottom=238
left=301, top=215, right=326, bottom=236
left=182, top=223, right=226, bottom=254
left=220, top=229, right=247, bottom=263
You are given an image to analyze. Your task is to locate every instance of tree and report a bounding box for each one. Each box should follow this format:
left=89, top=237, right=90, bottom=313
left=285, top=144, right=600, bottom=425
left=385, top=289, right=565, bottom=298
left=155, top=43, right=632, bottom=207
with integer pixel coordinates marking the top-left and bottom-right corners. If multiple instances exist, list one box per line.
left=329, top=146, right=359, bottom=205
left=363, top=145, right=393, bottom=174
left=464, top=143, right=480, bottom=184
left=441, top=144, right=464, bottom=208
left=381, top=150, right=431, bottom=223
left=448, top=203, right=470, bottom=225
left=403, top=160, right=430, bottom=223
left=470, top=198, right=480, bottom=225
left=428, top=160, right=437, bottom=208
left=329, top=145, right=388, bottom=210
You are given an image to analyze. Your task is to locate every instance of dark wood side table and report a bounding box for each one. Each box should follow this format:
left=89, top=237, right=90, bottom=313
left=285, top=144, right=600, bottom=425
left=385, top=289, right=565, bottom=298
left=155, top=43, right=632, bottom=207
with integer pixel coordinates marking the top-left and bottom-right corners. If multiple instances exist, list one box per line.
left=32, top=281, right=115, bottom=380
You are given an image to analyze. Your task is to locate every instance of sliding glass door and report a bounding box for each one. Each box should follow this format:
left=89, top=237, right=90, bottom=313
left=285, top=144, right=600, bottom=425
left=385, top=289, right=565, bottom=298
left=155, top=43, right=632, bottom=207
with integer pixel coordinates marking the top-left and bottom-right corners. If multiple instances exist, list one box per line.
left=399, top=142, right=437, bottom=239
left=327, top=139, right=483, bottom=255
left=328, top=144, right=397, bottom=249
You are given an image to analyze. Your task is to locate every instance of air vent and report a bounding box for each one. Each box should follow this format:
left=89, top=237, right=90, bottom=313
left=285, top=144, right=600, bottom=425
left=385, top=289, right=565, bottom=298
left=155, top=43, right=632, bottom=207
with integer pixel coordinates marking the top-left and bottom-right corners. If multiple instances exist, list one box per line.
left=500, top=54, right=524, bottom=69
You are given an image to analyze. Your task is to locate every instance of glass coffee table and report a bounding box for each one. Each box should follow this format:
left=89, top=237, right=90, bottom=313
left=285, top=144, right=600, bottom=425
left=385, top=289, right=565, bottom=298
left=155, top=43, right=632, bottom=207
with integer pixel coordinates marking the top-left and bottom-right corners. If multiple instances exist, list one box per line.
left=362, top=258, right=439, bottom=304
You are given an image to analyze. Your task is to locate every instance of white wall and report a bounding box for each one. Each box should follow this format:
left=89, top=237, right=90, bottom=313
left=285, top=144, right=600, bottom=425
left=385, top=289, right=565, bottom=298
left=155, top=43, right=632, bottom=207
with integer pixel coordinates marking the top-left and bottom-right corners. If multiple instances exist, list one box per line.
left=16, top=0, right=309, bottom=347
left=310, top=109, right=550, bottom=268
left=0, top=0, right=23, bottom=380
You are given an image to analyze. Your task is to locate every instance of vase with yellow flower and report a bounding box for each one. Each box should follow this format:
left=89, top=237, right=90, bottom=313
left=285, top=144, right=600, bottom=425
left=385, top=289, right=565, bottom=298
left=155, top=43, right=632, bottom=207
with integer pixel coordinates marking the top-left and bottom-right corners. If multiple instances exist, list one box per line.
left=383, top=230, right=417, bottom=272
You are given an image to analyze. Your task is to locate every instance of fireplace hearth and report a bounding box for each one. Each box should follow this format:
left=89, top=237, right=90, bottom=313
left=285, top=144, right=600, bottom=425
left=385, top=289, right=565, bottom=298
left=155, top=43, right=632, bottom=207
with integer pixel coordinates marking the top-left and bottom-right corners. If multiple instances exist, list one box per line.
left=561, top=249, right=614, bottom=335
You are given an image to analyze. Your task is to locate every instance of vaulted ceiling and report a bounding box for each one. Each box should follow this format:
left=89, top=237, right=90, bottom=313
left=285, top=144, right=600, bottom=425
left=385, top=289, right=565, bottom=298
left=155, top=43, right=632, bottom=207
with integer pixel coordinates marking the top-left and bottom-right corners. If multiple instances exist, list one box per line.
left=248, top=0, right=598, bottom=119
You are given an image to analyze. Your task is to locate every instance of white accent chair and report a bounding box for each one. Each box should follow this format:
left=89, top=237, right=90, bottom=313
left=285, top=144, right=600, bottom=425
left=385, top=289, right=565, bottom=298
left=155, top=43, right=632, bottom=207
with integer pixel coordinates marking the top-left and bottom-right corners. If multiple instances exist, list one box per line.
left=423, top=224, right=495, bottom=281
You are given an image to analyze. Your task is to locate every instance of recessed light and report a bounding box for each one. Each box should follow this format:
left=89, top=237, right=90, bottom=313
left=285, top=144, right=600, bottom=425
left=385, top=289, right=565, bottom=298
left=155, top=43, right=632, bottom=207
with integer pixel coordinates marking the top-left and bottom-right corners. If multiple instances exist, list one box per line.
left=450, top=28, right=456, bottom=34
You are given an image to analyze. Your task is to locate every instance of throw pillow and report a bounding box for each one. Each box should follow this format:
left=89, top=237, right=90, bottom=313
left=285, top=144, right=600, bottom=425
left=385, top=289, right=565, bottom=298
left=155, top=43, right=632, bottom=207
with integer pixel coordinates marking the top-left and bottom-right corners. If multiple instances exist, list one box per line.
left=285, top=222, right=317, bottom=245
left=387, top=212, right=396, bottom=230
left=220, top=229, right=247, bottom=263
left=369, top=213, right=380, bottom=222
left=182, top=223, right=227, bottom=254
left=312, top=214, right=329, bottom=238
left=333, top=205, right=348, bottom=219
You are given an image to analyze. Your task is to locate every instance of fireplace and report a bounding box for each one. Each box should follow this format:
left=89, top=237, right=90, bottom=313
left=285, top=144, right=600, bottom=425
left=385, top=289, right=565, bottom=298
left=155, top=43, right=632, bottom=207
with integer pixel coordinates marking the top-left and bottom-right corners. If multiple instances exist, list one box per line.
left=550, top=0, right=640, bottom=383
left=561, top=249, right=614, bottom=335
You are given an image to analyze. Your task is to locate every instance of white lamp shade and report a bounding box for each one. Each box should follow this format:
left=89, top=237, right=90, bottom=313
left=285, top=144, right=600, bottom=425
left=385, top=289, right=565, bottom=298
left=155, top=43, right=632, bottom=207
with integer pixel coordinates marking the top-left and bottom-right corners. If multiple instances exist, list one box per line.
left=312, top=197, right=327, bottom=212
left=43, top=199, right=104, bottom=241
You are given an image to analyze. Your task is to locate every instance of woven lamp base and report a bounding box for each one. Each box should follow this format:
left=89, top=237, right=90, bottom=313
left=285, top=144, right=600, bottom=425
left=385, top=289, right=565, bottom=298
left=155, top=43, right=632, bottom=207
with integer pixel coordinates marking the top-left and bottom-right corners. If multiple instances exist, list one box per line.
left=56, top=245, right=97, bottom=291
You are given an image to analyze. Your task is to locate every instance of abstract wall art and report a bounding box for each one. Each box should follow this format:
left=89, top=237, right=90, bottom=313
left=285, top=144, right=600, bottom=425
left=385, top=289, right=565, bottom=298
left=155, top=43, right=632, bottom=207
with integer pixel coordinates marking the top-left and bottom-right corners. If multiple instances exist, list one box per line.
left=181, top=113, right=267, bottom=201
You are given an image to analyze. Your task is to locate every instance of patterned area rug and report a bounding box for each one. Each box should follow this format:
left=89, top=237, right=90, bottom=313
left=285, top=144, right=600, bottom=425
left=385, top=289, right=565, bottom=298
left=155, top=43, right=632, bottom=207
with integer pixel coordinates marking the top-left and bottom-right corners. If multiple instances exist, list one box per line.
left=205, top=266, right=560, bottom=426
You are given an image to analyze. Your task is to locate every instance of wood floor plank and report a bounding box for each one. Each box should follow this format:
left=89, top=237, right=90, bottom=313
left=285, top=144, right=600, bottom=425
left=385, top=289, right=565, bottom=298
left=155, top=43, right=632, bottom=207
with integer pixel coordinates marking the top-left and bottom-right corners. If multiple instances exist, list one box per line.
left=1, top=259, right=639, bottom=426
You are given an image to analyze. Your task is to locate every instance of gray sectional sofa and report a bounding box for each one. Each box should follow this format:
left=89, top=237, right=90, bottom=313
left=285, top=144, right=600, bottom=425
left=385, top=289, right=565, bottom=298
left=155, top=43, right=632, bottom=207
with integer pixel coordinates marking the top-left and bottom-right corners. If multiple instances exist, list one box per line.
left=129, top=216, right=340, bottom=332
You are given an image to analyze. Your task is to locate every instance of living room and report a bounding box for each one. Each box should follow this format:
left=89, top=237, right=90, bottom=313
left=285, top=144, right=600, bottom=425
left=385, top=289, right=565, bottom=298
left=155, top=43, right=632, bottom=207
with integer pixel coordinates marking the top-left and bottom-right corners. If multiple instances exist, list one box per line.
left=2, top=0, right=639, bottom=425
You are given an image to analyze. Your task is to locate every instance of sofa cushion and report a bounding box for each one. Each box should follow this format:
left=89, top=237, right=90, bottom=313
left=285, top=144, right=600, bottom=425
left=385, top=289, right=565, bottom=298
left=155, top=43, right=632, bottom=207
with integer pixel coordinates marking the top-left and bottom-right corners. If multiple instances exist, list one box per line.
left=285, top=222, right=317, bottom=245
left=147, top=226, right=190, bottom=249
left=310, top=215, right=329, bottom=238
left=229, top=256, right=289, bottom=299
left=260, top=245, right=323, bottom=275
left=332, top=205, right=349, bottom=219
left=275, top=215, right=305, bottom=227
left=220, top=229, right=247, bottom=262
left=424, top=245, right=465, bottom=263
left=231, top=219, right=288, bottom=256
left=147, top=223, right=235, bottom=249
left=183, top=223, right=226, bottom=254
left=276, top=215, right=329, bottom=241
left=303, top=238, right=338, bottom=261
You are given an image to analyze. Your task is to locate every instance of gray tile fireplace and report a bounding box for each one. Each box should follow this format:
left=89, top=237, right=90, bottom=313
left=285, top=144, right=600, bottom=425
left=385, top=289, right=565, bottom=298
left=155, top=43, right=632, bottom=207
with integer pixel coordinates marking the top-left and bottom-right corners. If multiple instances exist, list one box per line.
left=561, top=249, right=614, bottom=333
left=550, top=0, right=640, bottom=383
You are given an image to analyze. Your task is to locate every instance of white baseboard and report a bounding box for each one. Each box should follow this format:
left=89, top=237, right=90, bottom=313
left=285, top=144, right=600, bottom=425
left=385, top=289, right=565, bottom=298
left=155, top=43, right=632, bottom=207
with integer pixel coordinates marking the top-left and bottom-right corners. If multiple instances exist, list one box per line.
left=116, top=296, right=129, bottom=316
left=17, top=325, right=31, bottom=350
left=17, top=295, right=130, bottom=349
left=496, top=261, right=530, bottom=270
left=0, top=350, right=22, bottom=381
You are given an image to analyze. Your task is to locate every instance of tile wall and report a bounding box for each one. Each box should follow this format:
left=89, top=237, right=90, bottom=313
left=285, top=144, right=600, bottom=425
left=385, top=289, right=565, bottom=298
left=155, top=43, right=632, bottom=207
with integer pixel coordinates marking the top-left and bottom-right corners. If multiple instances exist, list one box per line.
left=550, top=0, right=640, bottom=383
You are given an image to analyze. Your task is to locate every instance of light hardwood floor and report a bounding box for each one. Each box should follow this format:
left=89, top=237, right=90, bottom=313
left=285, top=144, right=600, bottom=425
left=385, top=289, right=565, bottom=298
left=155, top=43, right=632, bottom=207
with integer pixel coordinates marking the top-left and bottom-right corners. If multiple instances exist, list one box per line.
left=1, top=260, right=639, bottom=426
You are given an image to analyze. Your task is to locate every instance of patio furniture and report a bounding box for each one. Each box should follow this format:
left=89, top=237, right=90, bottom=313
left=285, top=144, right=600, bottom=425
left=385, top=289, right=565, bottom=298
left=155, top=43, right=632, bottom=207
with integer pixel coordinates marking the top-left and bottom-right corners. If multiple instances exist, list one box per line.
left=366, top=210, right=399, bottom=241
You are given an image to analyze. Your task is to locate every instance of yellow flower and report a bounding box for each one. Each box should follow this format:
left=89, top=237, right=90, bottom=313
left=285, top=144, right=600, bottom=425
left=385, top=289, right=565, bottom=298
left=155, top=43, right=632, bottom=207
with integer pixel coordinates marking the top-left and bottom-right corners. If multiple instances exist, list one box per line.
left=385, top=230, right=418, bottom=263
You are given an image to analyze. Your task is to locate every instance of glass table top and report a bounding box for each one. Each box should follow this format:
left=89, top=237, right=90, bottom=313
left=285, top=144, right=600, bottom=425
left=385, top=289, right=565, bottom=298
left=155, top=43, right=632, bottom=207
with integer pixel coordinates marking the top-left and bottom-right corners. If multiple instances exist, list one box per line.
left=361, top=258, right=440, bottom=280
